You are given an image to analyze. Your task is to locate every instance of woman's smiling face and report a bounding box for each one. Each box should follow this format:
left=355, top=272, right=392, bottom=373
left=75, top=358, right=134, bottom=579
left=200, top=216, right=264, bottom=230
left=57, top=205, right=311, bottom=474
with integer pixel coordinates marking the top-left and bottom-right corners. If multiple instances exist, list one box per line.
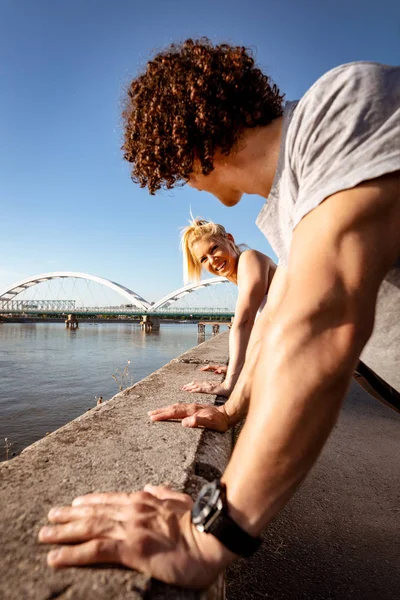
left=191, top=234, right=239, bottom=280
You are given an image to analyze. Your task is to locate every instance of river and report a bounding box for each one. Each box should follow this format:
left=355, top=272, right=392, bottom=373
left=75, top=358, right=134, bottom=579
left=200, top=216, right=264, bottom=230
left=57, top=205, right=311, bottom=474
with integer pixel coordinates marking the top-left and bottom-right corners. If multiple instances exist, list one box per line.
left=0, top=322, right=206, bottom=459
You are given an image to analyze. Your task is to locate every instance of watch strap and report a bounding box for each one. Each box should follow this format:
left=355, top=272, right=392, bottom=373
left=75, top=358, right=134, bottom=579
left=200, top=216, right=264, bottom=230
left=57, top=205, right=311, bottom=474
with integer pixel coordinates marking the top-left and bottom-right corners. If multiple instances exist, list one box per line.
left=207, top=509, right=261, bottom=557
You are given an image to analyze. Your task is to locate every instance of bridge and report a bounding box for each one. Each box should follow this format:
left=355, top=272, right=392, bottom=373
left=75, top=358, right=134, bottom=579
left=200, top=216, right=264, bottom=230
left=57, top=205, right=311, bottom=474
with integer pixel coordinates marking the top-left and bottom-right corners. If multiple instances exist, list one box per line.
left=0, top=272, right=236, bottom=319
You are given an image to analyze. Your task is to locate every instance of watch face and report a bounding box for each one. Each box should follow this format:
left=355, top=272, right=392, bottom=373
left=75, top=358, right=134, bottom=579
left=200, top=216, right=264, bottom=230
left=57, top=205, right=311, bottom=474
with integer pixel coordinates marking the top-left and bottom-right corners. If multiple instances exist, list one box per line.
left=197, top=486, right=214, bottom=511
left=191, top=480, right=221, bottom=527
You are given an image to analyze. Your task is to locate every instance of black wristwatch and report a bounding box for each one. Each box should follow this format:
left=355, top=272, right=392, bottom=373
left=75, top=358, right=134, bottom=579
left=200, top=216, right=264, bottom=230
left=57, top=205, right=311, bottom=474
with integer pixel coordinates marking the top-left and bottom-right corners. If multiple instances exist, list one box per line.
left=191, top=479, right=261, bottom=557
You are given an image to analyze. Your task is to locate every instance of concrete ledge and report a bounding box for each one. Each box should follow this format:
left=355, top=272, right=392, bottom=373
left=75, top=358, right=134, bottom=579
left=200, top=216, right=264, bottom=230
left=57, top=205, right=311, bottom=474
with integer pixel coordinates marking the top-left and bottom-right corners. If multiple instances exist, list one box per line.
left=0, top=332, right=231, bottom=600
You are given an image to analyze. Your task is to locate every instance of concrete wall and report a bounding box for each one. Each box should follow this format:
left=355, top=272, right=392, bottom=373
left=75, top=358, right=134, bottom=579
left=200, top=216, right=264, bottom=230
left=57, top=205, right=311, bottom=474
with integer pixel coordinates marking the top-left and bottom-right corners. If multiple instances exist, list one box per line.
left=1, top=329, right=399, bottom=600
left=0, top=333, right=231, bottom=600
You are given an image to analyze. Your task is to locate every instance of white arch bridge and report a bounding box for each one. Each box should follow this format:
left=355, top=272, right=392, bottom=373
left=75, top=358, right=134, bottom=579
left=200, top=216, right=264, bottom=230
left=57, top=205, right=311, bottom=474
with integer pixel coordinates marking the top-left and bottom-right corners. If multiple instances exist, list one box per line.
left=0, top=272, right=236, bottom=318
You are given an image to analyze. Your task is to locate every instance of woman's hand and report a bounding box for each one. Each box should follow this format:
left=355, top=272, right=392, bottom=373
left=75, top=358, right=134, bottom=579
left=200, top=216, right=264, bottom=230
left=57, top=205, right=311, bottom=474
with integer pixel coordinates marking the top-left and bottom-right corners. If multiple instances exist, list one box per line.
left=149, top=403, right=231, bottom=431
left=181, top=380, right=232, bottom=397
left=199, top=364, right=228, bottom=375
left=38, top=485, right=234, bottom=589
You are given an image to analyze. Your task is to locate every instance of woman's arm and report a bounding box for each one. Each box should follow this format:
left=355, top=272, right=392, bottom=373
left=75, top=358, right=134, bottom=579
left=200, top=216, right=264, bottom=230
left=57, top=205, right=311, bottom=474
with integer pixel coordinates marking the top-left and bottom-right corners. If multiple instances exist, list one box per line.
left=149, top=253, right=280, bottom=428
left=221, top=260, right=287, bottom=426
left=223, top=251, right=276, bottom=392
left=181, top=250, right=276, bottom=397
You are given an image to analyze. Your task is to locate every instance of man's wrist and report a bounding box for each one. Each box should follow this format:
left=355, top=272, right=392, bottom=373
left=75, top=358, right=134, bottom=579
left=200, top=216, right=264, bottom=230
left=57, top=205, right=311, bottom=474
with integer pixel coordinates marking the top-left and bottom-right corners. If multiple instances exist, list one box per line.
left=185, top=512, right=237, bottom=566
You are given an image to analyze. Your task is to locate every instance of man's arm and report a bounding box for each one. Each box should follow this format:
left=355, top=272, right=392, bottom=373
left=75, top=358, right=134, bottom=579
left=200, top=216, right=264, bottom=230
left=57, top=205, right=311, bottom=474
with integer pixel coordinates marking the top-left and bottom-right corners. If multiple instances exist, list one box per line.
left=38, top=173, right=400, bottom=587
left=223, top=172, right=400, bottom=533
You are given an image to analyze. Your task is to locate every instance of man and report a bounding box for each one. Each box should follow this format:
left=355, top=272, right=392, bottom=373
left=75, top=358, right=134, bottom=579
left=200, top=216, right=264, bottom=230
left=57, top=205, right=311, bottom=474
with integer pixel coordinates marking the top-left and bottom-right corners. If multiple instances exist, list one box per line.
left=39, top=39, right=400, bottom=589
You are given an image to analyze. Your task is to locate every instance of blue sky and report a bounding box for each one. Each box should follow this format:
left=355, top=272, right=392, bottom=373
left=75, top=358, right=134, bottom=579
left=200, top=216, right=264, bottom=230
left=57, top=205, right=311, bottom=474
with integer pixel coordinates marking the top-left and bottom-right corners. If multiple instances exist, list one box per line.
left=1, top=0, right=399, bottom=303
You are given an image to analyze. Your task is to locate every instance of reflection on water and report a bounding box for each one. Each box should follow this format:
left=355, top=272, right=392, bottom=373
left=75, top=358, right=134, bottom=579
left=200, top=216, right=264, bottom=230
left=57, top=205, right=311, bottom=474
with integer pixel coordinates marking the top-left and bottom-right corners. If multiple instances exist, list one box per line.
left=0, top=322, right=203, bottom=458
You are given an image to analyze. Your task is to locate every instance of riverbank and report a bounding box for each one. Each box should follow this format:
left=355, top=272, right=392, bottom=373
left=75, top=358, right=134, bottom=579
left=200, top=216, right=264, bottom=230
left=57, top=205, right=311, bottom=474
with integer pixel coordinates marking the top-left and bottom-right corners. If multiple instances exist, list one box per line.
left=0, top=332, right=230, bottom=599
left=0, top=321, right=211, bottom=456
left=1, top=332, right=399, bottom=598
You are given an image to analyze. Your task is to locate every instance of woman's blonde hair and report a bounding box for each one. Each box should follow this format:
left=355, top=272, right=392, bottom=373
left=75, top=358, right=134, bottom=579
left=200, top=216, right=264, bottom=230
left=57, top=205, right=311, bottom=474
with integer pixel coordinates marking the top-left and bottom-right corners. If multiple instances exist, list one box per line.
left=181, top=217, right=243, bottom=284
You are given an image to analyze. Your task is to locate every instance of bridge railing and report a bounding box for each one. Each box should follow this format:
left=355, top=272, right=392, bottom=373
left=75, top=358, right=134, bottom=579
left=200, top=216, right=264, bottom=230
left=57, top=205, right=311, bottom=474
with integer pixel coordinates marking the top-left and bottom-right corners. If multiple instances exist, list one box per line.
left=0, top=305, right=234, bottom=318
left=0, top=300, right=76, bottom=311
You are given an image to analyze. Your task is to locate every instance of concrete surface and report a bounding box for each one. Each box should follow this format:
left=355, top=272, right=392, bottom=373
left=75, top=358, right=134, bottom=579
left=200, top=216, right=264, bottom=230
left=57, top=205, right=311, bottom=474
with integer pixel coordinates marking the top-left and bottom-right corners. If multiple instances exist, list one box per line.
left=0, top=332, right=231, bottom=600
left=2, top=328, right=399, bottom=600
left=227, top=381, right=400, bottom=599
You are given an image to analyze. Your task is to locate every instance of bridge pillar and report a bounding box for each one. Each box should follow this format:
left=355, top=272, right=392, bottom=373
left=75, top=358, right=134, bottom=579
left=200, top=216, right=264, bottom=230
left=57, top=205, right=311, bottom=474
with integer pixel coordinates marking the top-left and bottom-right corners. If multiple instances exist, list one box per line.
left=198, top=323, right=205, bottom=335
left=65, top=314, right=78, bottom=329
left=140, top=315, right=160, bottom=332
left=212, top=324, right=220, bottom=336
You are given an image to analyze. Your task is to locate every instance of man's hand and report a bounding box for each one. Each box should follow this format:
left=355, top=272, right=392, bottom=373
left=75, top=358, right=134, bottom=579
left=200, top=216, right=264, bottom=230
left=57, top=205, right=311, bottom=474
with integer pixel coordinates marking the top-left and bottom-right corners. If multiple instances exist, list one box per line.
left=38, top=485, right=234, bottom=589
left=149, top=403, right=230, bottom=431
left=199, top=364, right=228, bottom=375
left=181, top=379, right=231, bottom=397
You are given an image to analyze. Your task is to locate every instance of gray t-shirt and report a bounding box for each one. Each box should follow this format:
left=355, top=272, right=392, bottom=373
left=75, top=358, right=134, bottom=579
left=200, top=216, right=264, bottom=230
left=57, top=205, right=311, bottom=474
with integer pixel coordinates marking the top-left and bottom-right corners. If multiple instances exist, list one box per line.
left=256, top=62, right=400, bottom=392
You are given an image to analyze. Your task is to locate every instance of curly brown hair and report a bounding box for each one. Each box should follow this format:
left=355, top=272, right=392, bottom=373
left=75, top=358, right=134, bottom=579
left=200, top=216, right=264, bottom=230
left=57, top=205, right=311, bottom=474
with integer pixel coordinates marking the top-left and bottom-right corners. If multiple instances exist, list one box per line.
left=122, top=38, right=284, bottom=194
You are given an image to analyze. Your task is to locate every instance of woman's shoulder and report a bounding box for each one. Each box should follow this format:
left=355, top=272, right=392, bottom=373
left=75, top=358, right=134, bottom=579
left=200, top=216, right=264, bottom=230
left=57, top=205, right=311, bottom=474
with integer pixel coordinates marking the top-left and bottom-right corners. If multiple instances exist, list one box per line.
left=238, top=249, right=274, bottom=268
left=236, top=250, right=275, bottom=288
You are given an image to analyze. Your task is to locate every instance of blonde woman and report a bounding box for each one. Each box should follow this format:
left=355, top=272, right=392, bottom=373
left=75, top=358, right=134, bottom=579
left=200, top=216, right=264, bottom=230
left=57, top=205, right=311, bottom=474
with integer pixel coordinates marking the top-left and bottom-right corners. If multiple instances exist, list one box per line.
left=149, top=218, right=276, bottom=426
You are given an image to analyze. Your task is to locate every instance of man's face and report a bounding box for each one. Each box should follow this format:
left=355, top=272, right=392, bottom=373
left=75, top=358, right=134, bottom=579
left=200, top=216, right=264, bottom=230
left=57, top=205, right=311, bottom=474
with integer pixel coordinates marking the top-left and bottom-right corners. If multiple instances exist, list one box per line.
left=187, top=160, right=243, bottom=207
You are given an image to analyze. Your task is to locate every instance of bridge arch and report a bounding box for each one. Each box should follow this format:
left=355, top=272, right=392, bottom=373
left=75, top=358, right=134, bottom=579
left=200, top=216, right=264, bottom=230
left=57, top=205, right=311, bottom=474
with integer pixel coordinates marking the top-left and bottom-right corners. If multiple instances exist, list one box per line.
left=0, top=272, right=151, bottom=311
left=151, top=277, right=230, bottom=312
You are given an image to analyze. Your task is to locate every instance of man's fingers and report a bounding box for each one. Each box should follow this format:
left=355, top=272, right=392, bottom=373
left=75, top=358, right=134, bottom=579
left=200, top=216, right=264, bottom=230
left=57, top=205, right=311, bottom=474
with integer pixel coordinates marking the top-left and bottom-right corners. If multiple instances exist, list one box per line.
left=39, top=517, right=123, bottom=544
left=71, top=490, right=161, bottom=508
left=47, top=539, right=122, bottom=568
left=71, top=491, right=134, bottom=507
left=46, top=504, right=127, bottom=524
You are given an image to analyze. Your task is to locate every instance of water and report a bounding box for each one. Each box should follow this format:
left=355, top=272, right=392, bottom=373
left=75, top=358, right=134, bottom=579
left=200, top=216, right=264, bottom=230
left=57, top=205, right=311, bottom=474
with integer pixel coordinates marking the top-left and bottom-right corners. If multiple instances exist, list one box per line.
left=0, top=322, right=205, bottom=459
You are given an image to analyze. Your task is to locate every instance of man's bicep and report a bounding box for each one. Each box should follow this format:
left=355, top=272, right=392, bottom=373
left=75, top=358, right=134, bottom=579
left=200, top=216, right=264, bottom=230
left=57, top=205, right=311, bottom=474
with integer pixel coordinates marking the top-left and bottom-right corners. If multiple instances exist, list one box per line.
left=289, top=172, right=400, bottom=310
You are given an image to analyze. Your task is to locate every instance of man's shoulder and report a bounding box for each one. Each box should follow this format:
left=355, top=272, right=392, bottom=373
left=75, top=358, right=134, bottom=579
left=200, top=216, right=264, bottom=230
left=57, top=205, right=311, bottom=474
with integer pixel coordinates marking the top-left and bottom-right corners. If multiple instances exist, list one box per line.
left=298, top=61, right=399, bottom=109
left=315, top=60, right=394, bottom=78
left=285, top=60, right=400, bottom=165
